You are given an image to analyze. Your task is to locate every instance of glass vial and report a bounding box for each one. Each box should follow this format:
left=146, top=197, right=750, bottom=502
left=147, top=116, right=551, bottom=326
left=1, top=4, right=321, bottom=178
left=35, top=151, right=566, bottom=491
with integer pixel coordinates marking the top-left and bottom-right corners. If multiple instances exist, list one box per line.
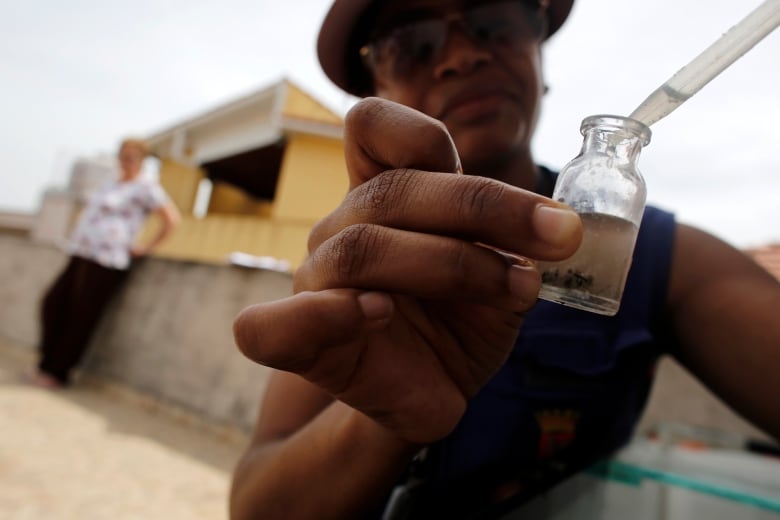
left=537, top=115, right=651, bottom=316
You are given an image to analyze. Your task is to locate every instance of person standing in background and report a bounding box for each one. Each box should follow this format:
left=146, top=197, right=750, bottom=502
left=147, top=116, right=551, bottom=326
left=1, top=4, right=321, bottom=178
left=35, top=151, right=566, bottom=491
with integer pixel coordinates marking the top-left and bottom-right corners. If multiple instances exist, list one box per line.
left=29, top=137, right=180, bottom=389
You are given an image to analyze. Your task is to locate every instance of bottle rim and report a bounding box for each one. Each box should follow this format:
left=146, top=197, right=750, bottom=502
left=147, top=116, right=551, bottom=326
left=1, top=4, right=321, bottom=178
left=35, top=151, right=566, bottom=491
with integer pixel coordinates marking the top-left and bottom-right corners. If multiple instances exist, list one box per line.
left=580, top=115, right=652, bottom=146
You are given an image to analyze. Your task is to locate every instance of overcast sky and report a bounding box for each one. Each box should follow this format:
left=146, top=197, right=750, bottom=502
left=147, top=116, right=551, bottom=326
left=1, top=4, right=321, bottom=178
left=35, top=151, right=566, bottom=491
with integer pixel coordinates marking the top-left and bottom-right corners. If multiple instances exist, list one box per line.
left=1, top=0, right=778, bottom=248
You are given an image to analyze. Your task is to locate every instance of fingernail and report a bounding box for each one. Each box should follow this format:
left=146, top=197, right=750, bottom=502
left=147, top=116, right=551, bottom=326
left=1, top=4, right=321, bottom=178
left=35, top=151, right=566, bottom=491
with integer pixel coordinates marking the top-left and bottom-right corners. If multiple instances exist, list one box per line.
left=533, top=205, right=581, bottom=247
left=507, top=264, right=540, bottom=303
left=357, top=292, right=394, bottom=322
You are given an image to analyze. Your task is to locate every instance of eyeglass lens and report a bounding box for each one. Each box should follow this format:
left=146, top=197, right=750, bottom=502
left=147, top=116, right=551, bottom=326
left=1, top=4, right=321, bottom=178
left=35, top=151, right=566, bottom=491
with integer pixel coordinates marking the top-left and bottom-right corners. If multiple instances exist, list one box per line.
left=366, top=1, right=545, bottom=79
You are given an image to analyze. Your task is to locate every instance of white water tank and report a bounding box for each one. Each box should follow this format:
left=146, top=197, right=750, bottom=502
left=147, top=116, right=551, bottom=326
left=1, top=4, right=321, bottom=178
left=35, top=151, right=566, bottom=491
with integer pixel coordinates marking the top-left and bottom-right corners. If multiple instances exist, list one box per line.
left=67, top=156, right=116, bottom=202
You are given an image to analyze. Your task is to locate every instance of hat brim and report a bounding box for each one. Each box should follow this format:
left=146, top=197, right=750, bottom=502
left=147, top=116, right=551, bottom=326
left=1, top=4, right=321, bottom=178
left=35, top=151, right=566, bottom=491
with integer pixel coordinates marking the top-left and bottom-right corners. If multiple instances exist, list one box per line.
left=317, top=0, right=575, bottom=97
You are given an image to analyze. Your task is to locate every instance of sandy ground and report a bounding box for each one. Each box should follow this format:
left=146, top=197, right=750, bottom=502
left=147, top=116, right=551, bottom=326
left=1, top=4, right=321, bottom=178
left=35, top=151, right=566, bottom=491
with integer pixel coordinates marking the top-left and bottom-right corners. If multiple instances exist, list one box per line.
left=0, top=338, right=248, bottom=520
left=2, top=334, right=773, bottom=520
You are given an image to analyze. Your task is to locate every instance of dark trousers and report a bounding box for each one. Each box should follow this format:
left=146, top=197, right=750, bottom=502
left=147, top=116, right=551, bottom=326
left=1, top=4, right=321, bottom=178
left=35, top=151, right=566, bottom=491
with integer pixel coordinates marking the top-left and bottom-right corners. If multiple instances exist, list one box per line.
left=38, top=256, right=129, bottom=384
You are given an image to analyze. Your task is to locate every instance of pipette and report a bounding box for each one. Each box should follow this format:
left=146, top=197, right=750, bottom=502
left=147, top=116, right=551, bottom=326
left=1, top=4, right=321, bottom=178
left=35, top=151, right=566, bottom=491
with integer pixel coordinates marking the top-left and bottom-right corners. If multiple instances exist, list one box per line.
left=630, top=0, right=780, bottom=127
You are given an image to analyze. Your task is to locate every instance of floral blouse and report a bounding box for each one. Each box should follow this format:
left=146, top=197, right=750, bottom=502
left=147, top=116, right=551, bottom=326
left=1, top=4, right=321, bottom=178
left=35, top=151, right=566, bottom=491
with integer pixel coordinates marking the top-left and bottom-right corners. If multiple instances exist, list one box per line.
left=68, top=178, right=169, bottom=270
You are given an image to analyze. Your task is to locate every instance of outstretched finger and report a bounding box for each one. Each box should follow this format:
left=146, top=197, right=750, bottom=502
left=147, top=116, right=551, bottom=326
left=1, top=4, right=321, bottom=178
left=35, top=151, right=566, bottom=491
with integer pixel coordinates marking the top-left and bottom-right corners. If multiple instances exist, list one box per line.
left=233, top=289, right=393, bottom=375
left=310, top=169, right=583, bottom=262
left=298, top=224, right=542, bottom=313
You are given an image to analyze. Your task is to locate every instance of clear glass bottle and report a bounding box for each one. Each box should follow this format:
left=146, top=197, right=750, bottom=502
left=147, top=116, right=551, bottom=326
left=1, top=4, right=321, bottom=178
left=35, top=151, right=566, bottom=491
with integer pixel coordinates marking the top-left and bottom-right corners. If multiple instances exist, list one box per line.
left=537, top=114, right=651, bottom=316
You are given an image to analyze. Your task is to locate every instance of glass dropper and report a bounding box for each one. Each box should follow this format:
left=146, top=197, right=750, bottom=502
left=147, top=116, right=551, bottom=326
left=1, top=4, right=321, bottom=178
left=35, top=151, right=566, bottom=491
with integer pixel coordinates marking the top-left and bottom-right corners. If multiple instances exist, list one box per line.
left=630, top=0, right=780, bottom=127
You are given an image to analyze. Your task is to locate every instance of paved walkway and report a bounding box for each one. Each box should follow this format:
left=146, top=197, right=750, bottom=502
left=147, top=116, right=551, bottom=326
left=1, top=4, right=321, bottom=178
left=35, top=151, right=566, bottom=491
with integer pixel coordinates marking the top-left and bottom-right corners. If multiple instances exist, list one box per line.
left=0, top=339, right=247, bottom=519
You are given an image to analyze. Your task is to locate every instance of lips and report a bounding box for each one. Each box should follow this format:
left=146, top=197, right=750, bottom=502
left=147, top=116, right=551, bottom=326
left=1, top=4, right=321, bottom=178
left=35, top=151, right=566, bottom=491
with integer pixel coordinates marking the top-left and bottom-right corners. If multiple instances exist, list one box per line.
left=436, top=86, right=519, bottom=121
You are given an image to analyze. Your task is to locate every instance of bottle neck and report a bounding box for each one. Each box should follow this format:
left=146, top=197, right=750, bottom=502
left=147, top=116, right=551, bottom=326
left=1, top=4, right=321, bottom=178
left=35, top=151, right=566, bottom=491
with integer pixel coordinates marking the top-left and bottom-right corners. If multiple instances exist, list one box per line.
left=582, top=129, right=645, bottom=165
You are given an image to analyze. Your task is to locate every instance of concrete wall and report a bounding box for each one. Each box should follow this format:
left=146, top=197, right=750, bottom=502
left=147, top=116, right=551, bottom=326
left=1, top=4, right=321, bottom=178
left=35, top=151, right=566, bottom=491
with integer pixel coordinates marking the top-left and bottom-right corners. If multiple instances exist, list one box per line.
left=0, top=232, right=771, bottom=441
left=0, top=232, right=287, bottom=432
left=0, top=234, right=66, bottom=346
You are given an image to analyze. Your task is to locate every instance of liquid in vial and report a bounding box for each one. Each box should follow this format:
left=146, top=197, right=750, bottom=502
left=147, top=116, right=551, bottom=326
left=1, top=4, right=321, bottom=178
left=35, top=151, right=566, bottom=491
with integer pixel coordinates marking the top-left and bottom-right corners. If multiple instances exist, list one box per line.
left=537, top=212, right=639, bottom=316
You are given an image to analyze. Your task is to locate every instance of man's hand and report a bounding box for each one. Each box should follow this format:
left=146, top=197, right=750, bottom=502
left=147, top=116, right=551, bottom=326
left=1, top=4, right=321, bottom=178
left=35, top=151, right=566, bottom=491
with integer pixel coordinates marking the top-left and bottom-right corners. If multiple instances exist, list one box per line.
left=233, top=98, right=581, bottom=444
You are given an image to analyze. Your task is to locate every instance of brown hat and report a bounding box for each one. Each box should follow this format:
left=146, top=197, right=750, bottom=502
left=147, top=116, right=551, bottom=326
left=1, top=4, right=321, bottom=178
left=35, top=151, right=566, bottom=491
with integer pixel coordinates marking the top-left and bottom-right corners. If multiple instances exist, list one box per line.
left=317, top=0, right=575, bottom=96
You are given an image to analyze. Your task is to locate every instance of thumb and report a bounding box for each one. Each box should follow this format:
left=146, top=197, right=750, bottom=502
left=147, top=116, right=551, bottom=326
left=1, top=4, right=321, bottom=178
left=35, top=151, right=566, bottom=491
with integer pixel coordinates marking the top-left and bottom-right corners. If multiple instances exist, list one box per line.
left=344, top=97, right=461, bottom=190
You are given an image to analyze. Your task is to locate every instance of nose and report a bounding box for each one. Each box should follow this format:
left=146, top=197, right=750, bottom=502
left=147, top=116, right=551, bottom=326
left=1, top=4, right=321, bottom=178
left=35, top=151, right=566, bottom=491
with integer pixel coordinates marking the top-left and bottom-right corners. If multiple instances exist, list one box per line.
left=433, top=23, right=493, bottom=80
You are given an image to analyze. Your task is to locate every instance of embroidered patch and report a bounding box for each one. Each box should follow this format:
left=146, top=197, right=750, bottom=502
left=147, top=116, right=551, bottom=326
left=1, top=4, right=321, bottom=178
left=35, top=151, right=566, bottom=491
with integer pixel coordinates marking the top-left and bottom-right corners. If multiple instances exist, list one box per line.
left=535, top=409, right=580, bottom=459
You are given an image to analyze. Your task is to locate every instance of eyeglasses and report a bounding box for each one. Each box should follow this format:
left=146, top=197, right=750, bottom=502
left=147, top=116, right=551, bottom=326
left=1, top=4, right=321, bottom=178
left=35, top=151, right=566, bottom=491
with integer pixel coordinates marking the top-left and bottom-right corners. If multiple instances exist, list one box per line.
left=360, top=0, right=548, bottom=81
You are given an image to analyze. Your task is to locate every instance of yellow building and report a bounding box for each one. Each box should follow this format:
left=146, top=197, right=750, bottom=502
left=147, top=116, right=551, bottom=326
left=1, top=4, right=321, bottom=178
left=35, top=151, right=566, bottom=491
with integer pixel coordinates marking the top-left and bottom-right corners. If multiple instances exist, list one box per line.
left=143, top=78, right=349, bottom=270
